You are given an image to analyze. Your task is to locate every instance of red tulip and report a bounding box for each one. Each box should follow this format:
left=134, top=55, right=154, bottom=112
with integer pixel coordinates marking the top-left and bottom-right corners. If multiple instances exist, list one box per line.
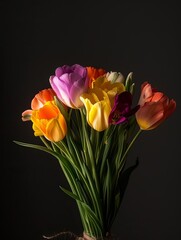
left=136, top=82, right=176, bottom=130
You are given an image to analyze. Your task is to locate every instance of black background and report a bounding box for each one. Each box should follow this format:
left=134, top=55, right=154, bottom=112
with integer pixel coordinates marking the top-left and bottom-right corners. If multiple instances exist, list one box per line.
left=2, top=1, right=181, bottom=240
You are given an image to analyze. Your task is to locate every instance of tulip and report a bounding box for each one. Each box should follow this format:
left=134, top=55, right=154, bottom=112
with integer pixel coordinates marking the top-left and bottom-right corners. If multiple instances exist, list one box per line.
left=86, top=66, right=106, bottom=87
left=49, top=64, right=89, bottom=108
left=31, top=101, right=67, bottom=142
left=92, top=76, right=125, bottom=102
left=136, top=82, right=176, bottom=130
left=109, top=91, right=139, bottom=125
left=80, top=76, right=126, bottom=131
left=137, top=82, right=156, bottom=105
left=22, top=88, right=56, bottom=121
left=31, top=88, right=56, bottom=110
left=106, top=71, right=125, bottom=83
left=22, top=110, right=33, bottom=122
left=80, top=88, right=111, bottom=131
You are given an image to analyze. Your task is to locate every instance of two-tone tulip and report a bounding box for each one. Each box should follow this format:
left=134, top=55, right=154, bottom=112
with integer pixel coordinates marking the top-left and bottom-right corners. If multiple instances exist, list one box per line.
left=135, top=82, right=176, bottom=130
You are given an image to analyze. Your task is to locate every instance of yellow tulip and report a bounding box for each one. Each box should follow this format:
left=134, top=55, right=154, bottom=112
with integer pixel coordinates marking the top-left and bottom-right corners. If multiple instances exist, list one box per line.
left=80, top=88, right=111, bottom=131
left=92, top=76, right=125, bottom=105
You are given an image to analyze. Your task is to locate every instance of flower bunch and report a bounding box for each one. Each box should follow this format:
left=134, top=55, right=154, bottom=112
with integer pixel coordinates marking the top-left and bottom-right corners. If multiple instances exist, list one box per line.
left=15, top=64, right=176, bottom=239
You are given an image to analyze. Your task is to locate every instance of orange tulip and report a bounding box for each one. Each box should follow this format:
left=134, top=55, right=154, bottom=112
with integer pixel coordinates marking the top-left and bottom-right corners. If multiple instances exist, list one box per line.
left=22, top=88, right=56, bottom=121
left=31, top=88, right=56, bottom=110
left=86, top=66, right=106, bottom=87
left=31, top=101, right=67, bottom=142
left=136, top=82, right=176, bottom=130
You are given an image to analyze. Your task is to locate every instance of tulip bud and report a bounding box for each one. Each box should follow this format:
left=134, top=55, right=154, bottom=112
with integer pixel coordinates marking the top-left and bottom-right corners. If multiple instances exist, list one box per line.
left=106, top=71, right=125, bottom=83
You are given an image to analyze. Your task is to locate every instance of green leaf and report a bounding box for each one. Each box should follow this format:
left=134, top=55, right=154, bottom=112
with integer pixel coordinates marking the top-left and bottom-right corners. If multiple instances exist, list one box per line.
left=109, top=158, right=139, bottom=229
left=13, top=140, right=58, bottom=158
left=60, top=186, right=80, bottom=201
left=54, top=96, right=69, bottom=121
left=60, top=185, right=103, bottom=237
left=100, top=135, right=112, bottom=178
left=103, top=159, right=112, bottom=221
left=119, top=158, right=139, bottom=206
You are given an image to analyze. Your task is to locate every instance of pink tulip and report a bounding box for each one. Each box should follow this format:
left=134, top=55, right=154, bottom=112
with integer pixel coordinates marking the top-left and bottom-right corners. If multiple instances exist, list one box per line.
left=50, top=64, right=89, bottom=108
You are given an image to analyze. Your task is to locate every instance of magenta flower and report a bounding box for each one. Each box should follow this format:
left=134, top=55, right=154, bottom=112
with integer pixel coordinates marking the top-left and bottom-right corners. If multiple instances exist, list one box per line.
left=49, top=64, right=89, bottom=108
left=109, top=91, right=139, bottom=125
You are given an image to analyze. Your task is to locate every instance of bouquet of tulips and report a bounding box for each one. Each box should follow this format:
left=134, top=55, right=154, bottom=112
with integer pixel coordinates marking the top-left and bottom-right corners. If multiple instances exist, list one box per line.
left=14, top=64, right=176, bottom=239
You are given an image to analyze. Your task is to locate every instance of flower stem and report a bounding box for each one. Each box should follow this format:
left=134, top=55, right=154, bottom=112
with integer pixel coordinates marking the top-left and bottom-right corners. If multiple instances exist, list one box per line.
left=40, top=136, right=52, bottom=150
left=118, top=128, right=142, bottom=174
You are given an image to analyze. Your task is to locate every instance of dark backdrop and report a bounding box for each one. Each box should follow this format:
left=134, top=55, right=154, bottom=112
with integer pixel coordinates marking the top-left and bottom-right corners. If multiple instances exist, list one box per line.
left=2, top=1, right=181, bottom=240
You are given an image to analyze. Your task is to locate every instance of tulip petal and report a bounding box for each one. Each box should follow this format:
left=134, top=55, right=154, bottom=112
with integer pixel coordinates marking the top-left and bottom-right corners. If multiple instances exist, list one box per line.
left=22, top=110, right=32, bottom=121
left=80, top=90, right=111, bottom=131
left=50, top=64, right=88, bottom=108
left=109, top=91, right=139, bottom=125
left=46, top=116, right=67, bottom=142
left=136, top=102, right=164, bottom=130
left=31, top=88, right=55, bottom=110
left=72, top=64, right=87, bottom=77
left=50, top=76, right=73, bottom=108
left=138, top=82, right=153, bottom=105
left=31, top=101, right=67, bottom=141
left=88, top=101, right=111, bottom=131
left=164, top=99, right=176, bottom=118
left=151, top=92, right=164, bottom=102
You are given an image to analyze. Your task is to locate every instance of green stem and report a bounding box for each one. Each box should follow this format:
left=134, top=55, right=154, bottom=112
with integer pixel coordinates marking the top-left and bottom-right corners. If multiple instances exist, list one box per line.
left=79, top=109, right=99, bottom=191
left=56, top=158, right=89, bottom=234
left=118, top=128, right=142, bottom=174
left=79, top=108, right=104, bottom=231
left=40, top=136, right=52, bottom=150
